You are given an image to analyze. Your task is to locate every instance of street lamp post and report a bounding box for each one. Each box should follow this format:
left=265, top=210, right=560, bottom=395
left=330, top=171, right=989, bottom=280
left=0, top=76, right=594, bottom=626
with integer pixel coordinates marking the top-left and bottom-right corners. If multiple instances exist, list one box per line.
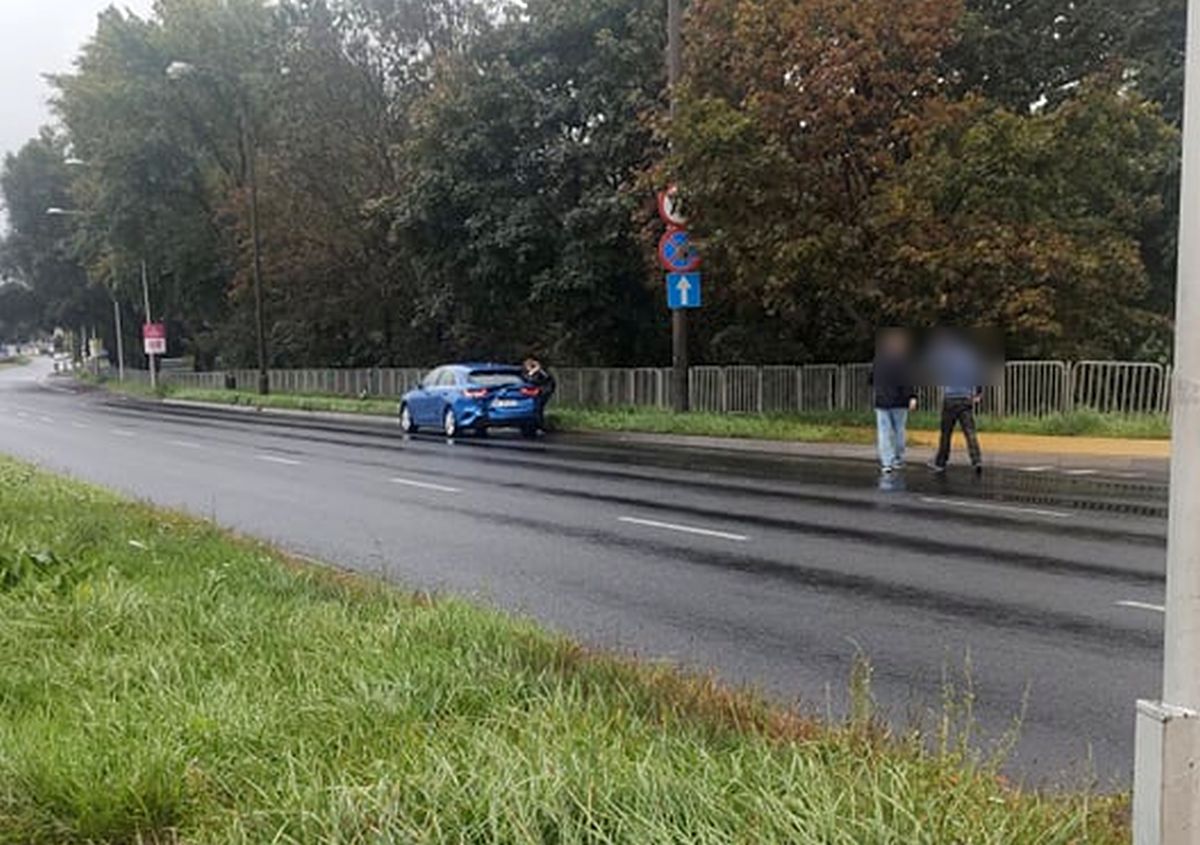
left=167, top=60, right=270, bottom=396
left=141, top=260, right=157, bottom=391
left=1133, top=0, right=1200, bottom=841
left=113, top=295, right=125, bottom=382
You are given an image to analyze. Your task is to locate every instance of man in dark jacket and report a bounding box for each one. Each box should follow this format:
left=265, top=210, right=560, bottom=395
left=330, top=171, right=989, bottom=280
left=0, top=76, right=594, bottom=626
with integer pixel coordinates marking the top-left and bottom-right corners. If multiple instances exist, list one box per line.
left=523, top=357, right=556, bottom=430
left=927, top=331, right=985, bottom=474
left=870, top=330, right=917, bottom=473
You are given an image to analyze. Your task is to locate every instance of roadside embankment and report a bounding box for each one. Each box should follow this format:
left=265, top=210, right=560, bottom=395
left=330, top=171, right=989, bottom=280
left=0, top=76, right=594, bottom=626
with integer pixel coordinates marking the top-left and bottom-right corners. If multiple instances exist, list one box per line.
left=0, top=454, right=1128, bottom=843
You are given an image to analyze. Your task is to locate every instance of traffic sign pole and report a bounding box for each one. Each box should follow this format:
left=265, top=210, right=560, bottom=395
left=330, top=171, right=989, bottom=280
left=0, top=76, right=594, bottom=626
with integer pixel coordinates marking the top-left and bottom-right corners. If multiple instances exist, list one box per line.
left=1133, top=0, right=1200, bottom=840
left=141, top=259, right=156, bottom=391
left=667, top=0, right=688, bottom=412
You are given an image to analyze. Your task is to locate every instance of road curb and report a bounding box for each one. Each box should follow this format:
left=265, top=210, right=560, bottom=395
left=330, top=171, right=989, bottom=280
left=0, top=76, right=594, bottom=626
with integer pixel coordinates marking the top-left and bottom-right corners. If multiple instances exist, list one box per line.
left=157, top=398, right=398, bottom=429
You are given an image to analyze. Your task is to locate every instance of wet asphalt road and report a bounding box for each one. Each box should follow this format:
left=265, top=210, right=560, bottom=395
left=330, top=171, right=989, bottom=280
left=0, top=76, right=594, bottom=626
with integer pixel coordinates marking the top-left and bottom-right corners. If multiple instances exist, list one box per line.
left=0, top=361, right=1169, bottom=785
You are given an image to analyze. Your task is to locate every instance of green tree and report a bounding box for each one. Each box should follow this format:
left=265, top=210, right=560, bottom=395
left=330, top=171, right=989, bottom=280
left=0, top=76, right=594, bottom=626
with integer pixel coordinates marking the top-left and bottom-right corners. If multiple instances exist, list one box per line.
left=870, top=87, right=1177, bottom=358
left=50, top=4, right=251, bottom=366
left=380, top=0, right=666, bottom=364
left=0, top=133, right=110, bottom=338
left=671, top=0, right=963, bottom=362
left=949, top=0, right=1186, bottom=123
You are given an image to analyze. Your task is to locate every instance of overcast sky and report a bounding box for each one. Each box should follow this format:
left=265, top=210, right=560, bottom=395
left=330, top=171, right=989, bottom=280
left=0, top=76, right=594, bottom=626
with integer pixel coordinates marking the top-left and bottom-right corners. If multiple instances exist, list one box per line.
left=1, top=0, right=156, bottom=163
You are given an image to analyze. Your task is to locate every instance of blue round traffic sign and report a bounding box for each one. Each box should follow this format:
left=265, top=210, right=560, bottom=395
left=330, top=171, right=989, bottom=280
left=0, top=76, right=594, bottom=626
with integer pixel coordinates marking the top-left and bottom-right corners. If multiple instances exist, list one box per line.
left=658, top=229, right=701, bottom=273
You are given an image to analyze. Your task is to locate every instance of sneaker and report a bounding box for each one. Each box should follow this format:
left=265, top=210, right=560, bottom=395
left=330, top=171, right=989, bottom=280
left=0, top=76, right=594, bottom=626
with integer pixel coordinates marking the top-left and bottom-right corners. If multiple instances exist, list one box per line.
left=926, top=461, right=946, bottom=474
left=881, top=465, right=895, bottom=475
left=892, top=460, right=906, bottom=470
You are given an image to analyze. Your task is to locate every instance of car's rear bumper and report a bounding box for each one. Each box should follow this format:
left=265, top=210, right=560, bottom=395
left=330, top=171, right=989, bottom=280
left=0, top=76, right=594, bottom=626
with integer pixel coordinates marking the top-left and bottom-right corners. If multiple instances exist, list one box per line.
left=457, top=401, right=540, bottom=429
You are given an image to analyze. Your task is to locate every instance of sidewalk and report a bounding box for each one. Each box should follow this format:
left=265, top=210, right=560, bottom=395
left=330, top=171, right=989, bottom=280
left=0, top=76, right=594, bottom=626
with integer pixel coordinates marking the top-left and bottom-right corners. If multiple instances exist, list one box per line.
left=569, top=429, right=1170, bottom=477
left=908, top=429, right=1170, bottom=460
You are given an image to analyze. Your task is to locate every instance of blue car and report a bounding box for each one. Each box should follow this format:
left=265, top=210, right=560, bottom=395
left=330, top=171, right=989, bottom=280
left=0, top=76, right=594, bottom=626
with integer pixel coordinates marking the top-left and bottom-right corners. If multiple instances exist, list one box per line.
left=399, top=363, right=544, bottom=438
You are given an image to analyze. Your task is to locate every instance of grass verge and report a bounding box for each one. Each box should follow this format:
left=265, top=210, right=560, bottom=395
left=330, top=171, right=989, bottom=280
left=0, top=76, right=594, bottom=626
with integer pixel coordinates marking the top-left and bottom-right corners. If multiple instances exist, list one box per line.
left=0, top=355, right=30, bottom=369
left=81, top=375, right=397, bottom=417
left=550, top=406, right=1171, bottom=442
left=0, top=455, right=1127, bottom=843
left=548, top=406, right=878, bottom=444
left=82, top=375, right=1170, bottom=441
left=169, top=386, right=398, bottom=416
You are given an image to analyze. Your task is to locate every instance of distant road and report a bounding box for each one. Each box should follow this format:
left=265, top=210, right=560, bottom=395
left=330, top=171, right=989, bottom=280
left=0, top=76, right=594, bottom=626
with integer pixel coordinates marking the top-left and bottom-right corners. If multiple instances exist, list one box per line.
left=0, top=359, right=1167, bottom=784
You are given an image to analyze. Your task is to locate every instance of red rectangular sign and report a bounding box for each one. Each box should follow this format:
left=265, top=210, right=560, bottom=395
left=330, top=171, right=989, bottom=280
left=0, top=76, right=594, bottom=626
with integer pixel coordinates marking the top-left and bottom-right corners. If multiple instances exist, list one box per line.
left=143, top=322, right=166, bottom=356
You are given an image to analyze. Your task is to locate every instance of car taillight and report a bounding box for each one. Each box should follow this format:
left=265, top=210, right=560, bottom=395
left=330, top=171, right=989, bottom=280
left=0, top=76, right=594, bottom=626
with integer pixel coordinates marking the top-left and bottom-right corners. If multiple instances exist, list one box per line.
left=464, top=388, right=489, bottom=399
left=520, top=387, right=541, bottom=397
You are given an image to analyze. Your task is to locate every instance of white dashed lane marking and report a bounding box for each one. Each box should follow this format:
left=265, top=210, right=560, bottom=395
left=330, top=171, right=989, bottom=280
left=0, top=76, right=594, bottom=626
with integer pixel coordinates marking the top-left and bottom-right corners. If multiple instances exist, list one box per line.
left=389, top=477, right=462, bottom=494
left=1115, top=600, right=1165, bottom=614
left=618, top=516, right=749, bottom=543
left=920, top=496, right=1071, bottom=520
left=256, top=454, right=303, bottom=466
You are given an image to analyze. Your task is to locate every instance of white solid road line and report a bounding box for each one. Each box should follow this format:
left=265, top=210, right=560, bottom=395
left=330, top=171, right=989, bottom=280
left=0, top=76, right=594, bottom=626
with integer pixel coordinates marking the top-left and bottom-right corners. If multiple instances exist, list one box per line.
left=1064, top=469, right=1100, bottom=477
left=1116, top=600, right=1166, bottom=614
left=38, top=416, right=54, bottom=424
left=389, top=477, right=462, bottom=494
left=919, top=496, right=1071, bottom=520
left=1019, top=466, right=1054, bottom=473
left=110, top=428, right=135, bottom=437
left=618, top=516, right=750, bottom=542
left=255, top=454, right=303, bottom=466
left=168, top=440, right=203, bottom=450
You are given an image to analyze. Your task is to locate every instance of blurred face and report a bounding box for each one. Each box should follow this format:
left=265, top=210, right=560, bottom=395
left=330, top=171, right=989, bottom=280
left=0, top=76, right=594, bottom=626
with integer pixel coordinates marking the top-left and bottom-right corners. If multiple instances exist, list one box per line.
left=878, top=330, right=909, bottom=357
left=524, top=359, right=539, bottom=372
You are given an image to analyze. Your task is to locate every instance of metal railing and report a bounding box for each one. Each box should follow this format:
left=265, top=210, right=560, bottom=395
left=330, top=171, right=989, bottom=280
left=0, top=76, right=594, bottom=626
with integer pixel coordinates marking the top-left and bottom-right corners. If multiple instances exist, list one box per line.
left=131, top=360, right=1173, bottom=417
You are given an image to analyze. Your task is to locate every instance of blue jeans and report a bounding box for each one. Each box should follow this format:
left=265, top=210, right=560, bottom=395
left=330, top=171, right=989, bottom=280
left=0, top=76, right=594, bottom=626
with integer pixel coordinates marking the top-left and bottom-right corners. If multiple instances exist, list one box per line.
left=875, top=408, right=909, bottom=469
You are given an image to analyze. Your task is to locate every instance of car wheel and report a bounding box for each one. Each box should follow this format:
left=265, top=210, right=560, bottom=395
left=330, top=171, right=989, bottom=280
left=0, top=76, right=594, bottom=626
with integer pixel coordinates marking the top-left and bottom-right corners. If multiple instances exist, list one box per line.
left=442, top=406, right=458, bottom=438
left=399, top=404, right=417, bottom=434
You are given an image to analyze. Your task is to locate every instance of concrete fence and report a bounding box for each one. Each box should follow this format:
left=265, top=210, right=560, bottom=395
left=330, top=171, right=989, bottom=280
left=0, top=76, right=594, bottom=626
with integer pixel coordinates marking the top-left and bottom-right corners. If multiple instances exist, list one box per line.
left=127, top=360, right=1174, bottom=418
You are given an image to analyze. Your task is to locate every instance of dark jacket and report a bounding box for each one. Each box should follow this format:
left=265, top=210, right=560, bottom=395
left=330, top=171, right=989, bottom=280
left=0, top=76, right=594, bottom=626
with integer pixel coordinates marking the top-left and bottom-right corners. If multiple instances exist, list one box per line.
left=525, top=366, right=556, bottom=399
left=870, top=355, right=916, bottom=410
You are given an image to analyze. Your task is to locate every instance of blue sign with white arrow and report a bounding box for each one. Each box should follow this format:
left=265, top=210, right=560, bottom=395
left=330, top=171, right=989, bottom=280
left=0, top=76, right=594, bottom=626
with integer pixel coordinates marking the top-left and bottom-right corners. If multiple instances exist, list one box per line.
left=666, top=273, right=702, bottom=310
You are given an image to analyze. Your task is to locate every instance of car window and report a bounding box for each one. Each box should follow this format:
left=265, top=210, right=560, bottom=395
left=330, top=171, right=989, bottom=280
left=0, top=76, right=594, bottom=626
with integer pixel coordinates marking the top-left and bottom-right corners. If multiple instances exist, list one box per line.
left=421, top=368, right=442, bottom=388
left=468, top=371, right=524, bottom=388
left=438, top=369, right=460, bottom=387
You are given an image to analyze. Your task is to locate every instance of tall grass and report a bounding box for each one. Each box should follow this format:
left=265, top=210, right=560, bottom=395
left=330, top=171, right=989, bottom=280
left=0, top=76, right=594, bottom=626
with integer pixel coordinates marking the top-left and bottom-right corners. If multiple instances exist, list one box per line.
left=0, top=455, right=1127, bottom=843
left=550, top=406, right=1171, bottom=442
left=85, top=374, right=1169, bottom=440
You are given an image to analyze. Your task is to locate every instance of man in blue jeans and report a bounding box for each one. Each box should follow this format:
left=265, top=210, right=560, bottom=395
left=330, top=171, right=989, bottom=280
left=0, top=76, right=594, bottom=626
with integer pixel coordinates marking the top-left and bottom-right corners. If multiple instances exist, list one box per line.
left=870, top=330, right=917, bottom=474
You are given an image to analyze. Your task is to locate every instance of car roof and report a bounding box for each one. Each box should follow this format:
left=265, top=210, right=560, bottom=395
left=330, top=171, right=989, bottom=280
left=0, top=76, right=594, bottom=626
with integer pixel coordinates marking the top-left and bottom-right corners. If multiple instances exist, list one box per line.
left=452, top=362, right=522, bottom=372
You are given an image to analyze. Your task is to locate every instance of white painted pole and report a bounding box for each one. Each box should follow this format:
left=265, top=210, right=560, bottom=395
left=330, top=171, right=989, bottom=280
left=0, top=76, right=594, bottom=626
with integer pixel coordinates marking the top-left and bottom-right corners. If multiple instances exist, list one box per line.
left=1134, top=0, right=1200, bottom=840
left=141, top=259, right=156, bottom=391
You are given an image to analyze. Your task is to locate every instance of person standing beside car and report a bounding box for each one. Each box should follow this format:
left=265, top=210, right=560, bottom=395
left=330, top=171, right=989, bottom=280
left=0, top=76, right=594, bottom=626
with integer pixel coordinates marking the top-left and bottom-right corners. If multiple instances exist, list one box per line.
left=522, top=357, right=556, bottom=431
left=870, top=330, right=917, bottom=474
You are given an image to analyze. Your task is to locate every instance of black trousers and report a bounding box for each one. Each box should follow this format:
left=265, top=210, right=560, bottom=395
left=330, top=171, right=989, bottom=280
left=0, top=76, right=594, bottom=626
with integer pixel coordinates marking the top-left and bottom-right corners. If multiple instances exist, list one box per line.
left=935, top=397, right=982, bottom=467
